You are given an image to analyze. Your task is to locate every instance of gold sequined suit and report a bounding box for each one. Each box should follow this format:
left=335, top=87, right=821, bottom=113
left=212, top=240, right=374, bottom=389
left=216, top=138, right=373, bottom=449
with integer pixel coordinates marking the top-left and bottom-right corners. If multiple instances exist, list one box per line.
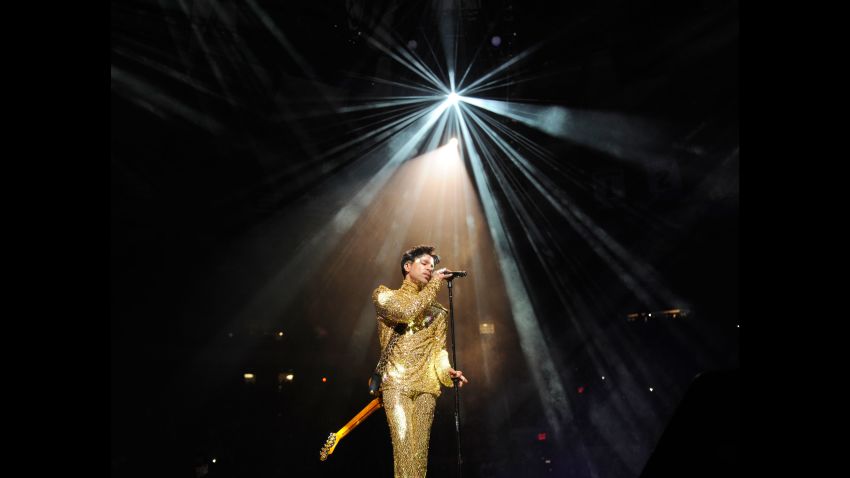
left=372, top=276, right=455, bottom=477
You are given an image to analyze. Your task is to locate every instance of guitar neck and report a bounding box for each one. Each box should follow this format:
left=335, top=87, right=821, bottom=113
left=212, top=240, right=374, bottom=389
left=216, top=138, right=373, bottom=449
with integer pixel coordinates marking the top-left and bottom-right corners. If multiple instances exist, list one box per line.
left=336, top=397, right=382, bottom=442
left=322, top=397, right=383, bottom=458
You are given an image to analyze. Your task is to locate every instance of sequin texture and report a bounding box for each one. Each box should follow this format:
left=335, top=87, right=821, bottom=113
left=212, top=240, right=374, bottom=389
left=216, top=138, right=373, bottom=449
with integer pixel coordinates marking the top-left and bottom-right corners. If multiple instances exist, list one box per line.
left=372, top=276, right=455, bottom=477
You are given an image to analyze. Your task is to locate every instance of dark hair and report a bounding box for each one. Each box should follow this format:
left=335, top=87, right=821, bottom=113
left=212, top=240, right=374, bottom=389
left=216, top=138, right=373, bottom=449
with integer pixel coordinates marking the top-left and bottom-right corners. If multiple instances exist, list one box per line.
left=400, top=244, right=440, bottom=278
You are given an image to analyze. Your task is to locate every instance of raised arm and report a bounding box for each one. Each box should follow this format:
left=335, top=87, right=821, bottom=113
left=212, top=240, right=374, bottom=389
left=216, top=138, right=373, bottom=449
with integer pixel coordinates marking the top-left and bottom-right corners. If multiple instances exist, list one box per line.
left=372, top=277, right=443, bottom=325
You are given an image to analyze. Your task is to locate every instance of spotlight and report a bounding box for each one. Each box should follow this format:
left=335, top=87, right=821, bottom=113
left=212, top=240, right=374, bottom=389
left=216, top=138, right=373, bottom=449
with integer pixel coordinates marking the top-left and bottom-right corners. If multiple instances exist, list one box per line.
left=447, top=92, right=459, bottom=106
left=449, top=137, right=459, bottom=147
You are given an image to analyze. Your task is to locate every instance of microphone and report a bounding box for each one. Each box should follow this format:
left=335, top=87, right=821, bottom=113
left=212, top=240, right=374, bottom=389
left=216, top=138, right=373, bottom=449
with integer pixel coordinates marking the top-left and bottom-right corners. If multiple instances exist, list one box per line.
left=446, top=270, right=467, bottom=279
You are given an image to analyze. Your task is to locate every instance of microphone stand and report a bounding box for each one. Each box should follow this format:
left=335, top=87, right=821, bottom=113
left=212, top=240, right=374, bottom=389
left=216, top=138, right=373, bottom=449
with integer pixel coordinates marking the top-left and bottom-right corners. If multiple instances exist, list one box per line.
left=447, top=277, right=463, bottom=478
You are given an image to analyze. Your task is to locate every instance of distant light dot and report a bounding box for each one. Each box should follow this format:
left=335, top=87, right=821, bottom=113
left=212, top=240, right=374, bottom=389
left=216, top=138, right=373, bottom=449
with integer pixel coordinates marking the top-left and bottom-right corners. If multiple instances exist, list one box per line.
left=649, top=387, right=654, bottom=392
left=491, top=36, right=502, bottom=47
left=211, top=458, right=217, bottom=464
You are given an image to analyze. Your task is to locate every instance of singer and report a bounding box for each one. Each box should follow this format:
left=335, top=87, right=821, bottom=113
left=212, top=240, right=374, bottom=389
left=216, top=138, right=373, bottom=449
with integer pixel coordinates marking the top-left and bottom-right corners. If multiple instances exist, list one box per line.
left=371, top=244, right=468, bottom=477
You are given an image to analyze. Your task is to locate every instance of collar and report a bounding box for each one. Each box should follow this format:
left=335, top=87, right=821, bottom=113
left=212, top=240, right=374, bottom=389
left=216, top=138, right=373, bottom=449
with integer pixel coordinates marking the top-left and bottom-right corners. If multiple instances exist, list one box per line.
left=400, top=276, right=425, bottom=293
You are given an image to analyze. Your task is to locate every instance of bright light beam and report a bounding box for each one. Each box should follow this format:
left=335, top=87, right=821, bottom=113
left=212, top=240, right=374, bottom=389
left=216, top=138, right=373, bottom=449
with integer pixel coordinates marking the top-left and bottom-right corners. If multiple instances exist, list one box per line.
left=366, top=28, right=447, bottom=92
left=457, top=103, right=708, bottom=442
left=460, top=97, right=673, bottom=164
left=455, top=105, right=570, bottom=446
left=447, top=92, right=459, bottom=106
left=459, top=102, right=686, bottom=310
left=457, top=43, right=545, bottom=95
left=231, top=100, right=455, bottom=328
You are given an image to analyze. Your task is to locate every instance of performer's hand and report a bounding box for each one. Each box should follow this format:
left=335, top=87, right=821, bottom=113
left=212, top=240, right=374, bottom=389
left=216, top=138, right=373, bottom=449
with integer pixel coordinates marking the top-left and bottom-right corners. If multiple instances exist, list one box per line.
left=433, top=268, right=453, bottom=282
left=449, top=368, right=468, bottom=387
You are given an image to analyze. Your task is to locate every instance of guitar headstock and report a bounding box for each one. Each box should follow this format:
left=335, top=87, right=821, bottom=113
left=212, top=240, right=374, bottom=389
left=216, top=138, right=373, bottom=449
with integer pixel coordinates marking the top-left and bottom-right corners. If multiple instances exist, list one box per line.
left=319, top=432, right=337, bottom=461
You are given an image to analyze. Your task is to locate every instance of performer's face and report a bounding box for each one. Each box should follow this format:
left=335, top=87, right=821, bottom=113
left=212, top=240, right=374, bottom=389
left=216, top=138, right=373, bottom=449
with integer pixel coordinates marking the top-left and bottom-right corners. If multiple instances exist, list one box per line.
left=406, top=254, right=435, bottom=285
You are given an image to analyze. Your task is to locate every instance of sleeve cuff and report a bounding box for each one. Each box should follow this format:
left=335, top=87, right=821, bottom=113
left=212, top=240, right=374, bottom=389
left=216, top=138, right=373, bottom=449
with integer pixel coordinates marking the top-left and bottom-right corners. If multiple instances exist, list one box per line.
left=436, top=350, right=454, bottom=387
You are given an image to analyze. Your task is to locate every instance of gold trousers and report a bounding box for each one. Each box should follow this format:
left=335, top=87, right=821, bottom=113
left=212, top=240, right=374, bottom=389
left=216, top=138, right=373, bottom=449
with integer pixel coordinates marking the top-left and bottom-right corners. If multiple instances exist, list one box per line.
left=382, top=389, right=437, bottom=478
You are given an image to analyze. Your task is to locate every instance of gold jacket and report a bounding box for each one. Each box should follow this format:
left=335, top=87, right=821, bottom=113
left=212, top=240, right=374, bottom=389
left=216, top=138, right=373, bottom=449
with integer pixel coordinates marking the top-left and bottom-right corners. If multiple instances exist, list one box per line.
left=372, top=276, right=455, bottom=395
